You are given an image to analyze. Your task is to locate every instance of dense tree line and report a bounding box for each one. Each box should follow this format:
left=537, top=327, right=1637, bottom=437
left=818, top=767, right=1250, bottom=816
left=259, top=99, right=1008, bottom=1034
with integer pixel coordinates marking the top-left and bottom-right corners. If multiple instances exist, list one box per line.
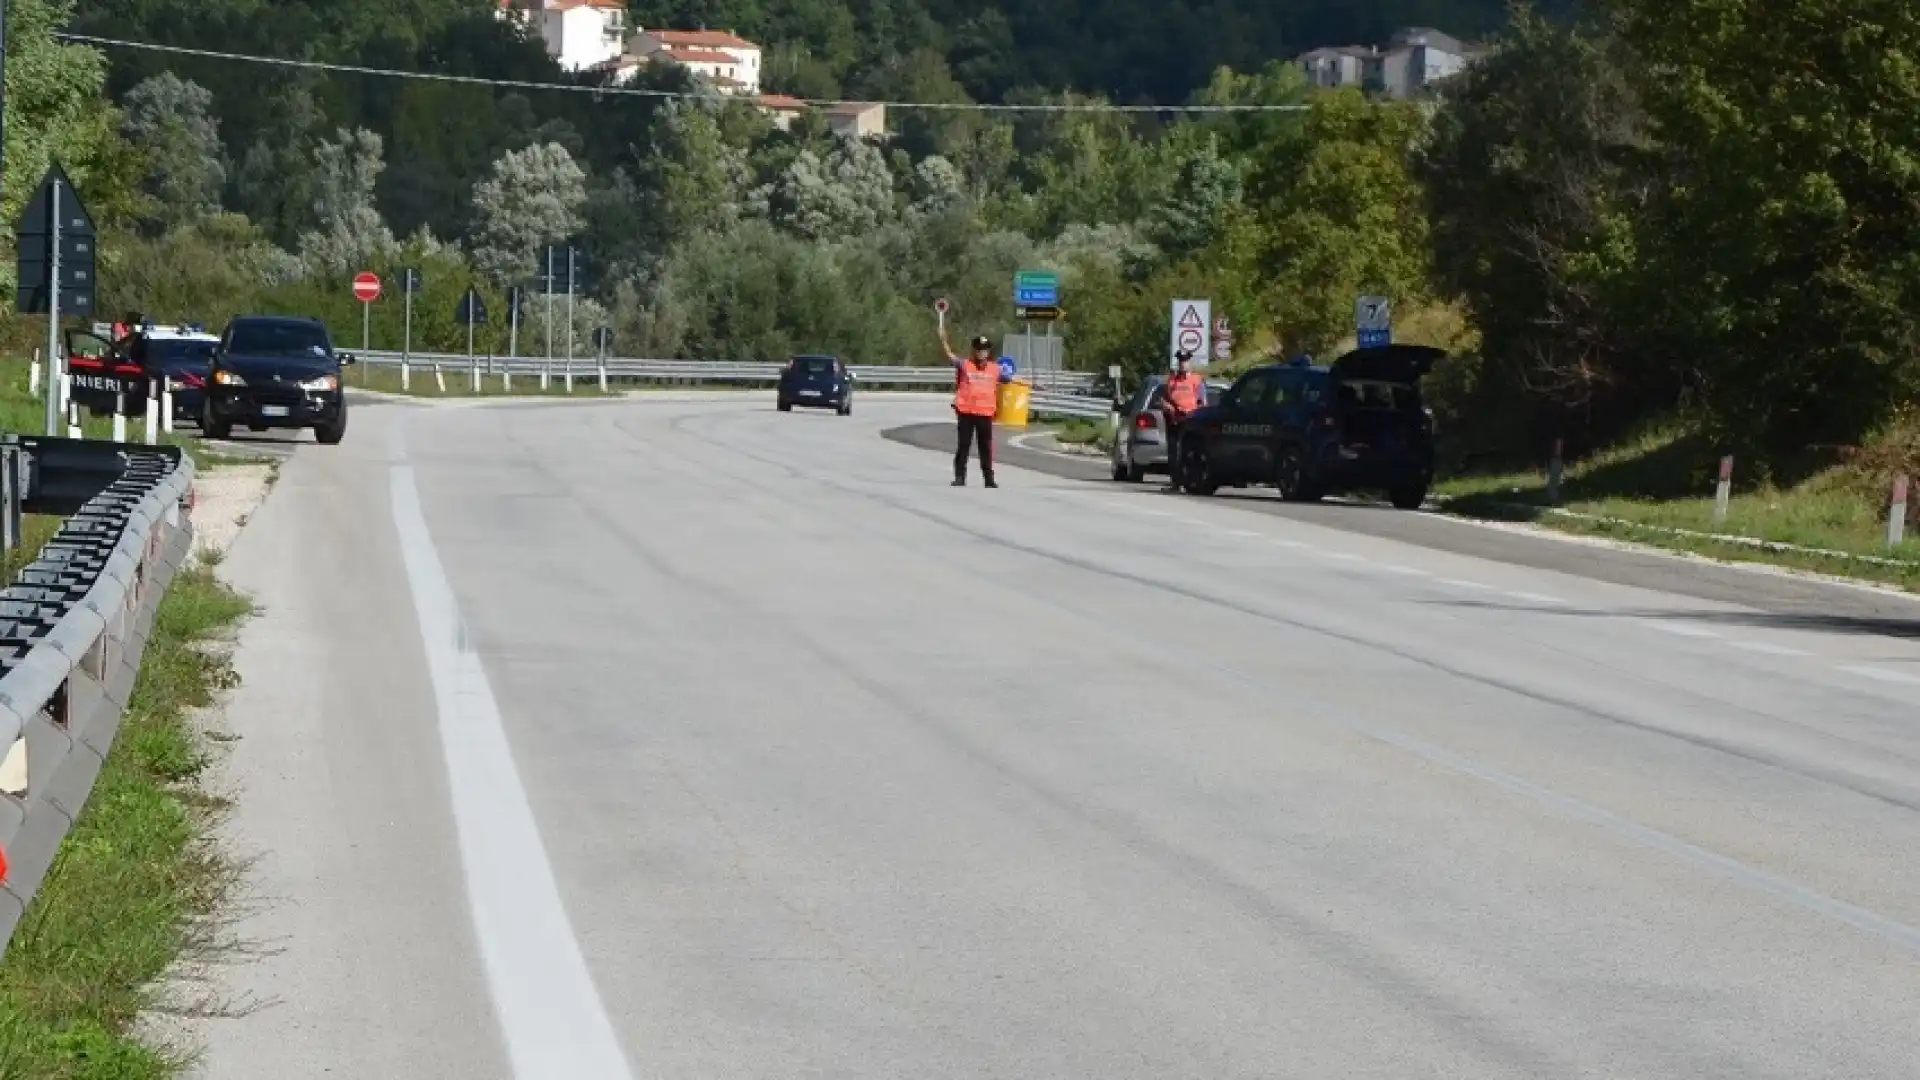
left=6, top=0, right=1919, bottom=476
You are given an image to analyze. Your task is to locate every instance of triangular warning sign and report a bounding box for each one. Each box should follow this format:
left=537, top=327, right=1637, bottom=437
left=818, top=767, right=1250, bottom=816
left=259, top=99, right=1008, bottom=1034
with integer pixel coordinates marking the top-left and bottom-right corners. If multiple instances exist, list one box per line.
left=1178, top=305, right=1203, bottom=329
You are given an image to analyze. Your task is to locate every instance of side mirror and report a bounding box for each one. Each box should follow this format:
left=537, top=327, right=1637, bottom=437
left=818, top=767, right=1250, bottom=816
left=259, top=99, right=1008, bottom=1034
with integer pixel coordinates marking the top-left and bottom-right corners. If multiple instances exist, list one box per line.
left=338, top=352, right=358, bottom=365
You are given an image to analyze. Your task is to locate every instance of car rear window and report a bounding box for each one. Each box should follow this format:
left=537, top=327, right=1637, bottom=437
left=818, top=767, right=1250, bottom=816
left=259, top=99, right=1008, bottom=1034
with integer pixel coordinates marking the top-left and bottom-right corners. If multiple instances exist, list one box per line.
left=1338, top=379, right=1421, bottom=411
left=793, top=356, right=837, bottom=373
left=151, top=340, right=217, bottom=366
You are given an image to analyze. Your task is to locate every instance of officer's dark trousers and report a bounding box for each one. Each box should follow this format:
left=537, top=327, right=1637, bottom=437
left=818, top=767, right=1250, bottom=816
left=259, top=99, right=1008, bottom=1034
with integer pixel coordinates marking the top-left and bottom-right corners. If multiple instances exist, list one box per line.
left=955, top=413, right=994, bottom=482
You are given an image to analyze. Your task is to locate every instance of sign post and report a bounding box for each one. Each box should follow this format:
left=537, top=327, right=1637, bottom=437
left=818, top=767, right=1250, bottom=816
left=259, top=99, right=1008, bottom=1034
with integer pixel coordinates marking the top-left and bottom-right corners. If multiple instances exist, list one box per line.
left=1169, top=299, right=1211, bottom=368
left=593, top=327, right=612, bottom=393
left=564, top=247, right=577, bottom=394
left=15, top=163, right=98, bottom=435
left=457, top=287, right=487, bottom=392
left=1356, top=295, right=1391, bottom=349
left=933, top=296, right=948, bottom=331
left=541, top=246, right=555, bottom=390
left=352, top=271, right=381, bottom=358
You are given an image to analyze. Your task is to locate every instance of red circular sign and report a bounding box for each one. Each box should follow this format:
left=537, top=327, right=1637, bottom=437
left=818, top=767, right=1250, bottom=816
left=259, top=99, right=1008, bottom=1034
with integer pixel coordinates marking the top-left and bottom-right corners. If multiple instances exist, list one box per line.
left=352, top=272, right=382, bottom=303
left=933, top=298, right=949, bottom=314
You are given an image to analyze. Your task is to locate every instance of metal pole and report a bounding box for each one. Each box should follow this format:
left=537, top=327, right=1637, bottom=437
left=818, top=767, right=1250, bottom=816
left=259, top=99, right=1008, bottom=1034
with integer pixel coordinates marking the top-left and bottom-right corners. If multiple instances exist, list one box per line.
left=543, top=248, right=553, bottom=390
left=361, top=298, right=370, bottom=353
left=565, top=247, right=576, bottom=393
left=402, top=281, right=414, bottom=392
left=43, top=178, right=62, bottom=436
left=509, top=291, right=520, bottom=360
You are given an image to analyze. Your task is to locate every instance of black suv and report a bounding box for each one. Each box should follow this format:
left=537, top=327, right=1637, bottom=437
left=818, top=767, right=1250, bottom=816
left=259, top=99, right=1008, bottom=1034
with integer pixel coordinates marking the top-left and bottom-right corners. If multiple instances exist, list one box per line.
left=1171, top=344, right=1441, bottom=509
left=203, top=315, right=353, bottom=444
left=776, top=354, right=854, bottom=415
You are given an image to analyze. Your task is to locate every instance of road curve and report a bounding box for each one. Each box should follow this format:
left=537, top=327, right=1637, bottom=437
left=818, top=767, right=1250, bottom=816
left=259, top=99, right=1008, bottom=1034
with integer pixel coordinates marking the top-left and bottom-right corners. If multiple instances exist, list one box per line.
left=189, top=391, right=1920, bottom=1079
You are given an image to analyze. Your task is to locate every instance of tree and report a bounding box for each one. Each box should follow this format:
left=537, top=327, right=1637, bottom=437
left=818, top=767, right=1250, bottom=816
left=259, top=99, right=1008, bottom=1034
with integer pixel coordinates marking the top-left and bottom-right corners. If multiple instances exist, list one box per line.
left=1, top=0, right=123, bottom=227
left=467, top=141, right=589, bottom=286
left=1601, top=0, right=1920, bottom=460
left=761, top=138, right=897, bottom=242
left=120, top=72, right=227, bottom=232
left=299, top=128, right=399, bottom=275
left=1246, top=89, right=1433, bottom=355
left=1416, top=9, right=1652, bottom=444
left=1145, top=134, right=1242, bottom=262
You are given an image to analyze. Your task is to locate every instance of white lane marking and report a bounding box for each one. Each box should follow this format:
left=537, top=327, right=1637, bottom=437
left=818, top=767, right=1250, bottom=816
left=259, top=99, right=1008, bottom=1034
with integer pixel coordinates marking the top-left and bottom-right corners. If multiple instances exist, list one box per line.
left=1839, top=665, right=1920, bottom=687
left=1269, top=539, right=1308, bottom=549
left=1225, top=528, right=1262, bottom=538
left=1644, top=621, right=1720, bottom=639
left=1322, top=551, right=1364, bottom=562
left=1726, top=640, right=1810, bottom=657
left=389, top=429, right=637, bottom=1080
left=1373, top=564, right=1430, bottom=577
left=1436, top=578, right=1492, bottom=591
left=1503, top=591, right=1565, bottom=605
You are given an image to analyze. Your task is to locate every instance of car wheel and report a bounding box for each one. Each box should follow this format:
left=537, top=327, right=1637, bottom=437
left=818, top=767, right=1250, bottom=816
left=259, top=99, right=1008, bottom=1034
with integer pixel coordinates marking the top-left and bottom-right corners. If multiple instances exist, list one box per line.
left=1275, top=446, right=1321, bottom=503
left=777, top=399, right=792, bottom=412
left=1176, top=435, right=1217, bottom=496
left=201, top=406, right=231, bottom=441
left=314, top=414, right=347, bottom=445
left=1389, top=482, right=1428, bottom=510
left=838, top=398, right=852, bottom=416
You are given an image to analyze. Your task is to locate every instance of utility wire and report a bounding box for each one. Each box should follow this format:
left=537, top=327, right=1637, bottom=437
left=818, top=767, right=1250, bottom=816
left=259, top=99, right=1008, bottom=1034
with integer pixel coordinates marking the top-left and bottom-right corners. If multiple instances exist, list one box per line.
left=57, top=32, right=1313, bottom=113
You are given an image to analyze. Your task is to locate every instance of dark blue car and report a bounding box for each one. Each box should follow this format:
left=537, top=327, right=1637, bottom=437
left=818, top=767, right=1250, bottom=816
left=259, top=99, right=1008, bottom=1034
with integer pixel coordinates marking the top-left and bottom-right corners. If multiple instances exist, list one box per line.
left=129, top=328, right=221, bottom=424
left=776, top=354, right=854, bottom=415
left=1171, top=344, right=1441, bottom=509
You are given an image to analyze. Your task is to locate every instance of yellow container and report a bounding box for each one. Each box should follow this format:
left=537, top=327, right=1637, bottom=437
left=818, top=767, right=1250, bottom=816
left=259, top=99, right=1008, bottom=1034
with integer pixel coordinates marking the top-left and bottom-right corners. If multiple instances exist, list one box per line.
left=996, top=378, right=1032, bottom=426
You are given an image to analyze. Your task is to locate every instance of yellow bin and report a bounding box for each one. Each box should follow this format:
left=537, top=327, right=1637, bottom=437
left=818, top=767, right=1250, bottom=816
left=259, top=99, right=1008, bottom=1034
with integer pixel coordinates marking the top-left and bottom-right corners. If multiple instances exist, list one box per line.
left=996, top=378, right=1032, bottom=426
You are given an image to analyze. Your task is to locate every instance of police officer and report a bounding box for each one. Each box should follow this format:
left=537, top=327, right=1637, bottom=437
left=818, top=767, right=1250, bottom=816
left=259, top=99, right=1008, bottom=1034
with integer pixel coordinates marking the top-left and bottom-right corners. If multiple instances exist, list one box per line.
left=1160, top=349, right=1208, bottom=490
left=940, top=325, right=1006, bottom=487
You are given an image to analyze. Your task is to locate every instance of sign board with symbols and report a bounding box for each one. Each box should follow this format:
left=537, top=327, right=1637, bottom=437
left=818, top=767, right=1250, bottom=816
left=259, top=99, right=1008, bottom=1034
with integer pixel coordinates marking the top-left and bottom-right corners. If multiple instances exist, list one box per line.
left=1013, top=269, right=1059, bottom=308
left=1356, top=295, right=1391, bottom=349
left=455, top=286, right=487, bottom=325
left=1212, top=315, right=1233, bottom=362
left=14, top=162, right=98, bottom=317
left=1015, top=304, right=1063, bottom=322
left=1169, top=299, right=1212, bottom=368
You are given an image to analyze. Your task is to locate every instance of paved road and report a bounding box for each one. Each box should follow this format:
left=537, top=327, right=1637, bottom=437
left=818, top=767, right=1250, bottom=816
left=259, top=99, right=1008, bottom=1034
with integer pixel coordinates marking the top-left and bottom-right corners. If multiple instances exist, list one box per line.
left=192, top=392, right=1920, bottom=1079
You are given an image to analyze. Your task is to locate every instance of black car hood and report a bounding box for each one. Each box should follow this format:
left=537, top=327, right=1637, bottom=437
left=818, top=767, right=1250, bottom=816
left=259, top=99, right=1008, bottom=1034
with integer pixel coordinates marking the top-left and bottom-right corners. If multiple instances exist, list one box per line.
left=219, top=353, right=339, bottom=382
left=1328, top=344, right=1446, bottom=384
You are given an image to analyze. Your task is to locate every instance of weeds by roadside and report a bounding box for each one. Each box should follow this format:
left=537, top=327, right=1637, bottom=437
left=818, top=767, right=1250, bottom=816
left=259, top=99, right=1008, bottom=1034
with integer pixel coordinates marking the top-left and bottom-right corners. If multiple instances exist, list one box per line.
left=0, top=567, right=254, bottom=1079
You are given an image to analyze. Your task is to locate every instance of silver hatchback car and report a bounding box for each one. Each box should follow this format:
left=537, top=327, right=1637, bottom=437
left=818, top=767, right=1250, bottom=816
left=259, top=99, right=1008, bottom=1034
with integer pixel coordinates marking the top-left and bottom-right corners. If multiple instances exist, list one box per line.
left=1109, top=375, right=1230, bottom=483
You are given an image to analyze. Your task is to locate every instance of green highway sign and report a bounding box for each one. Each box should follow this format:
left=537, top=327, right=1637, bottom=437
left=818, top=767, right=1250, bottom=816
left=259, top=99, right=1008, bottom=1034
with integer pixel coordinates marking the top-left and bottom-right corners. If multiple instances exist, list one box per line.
left=1014, top=269, right=1060, bottom=308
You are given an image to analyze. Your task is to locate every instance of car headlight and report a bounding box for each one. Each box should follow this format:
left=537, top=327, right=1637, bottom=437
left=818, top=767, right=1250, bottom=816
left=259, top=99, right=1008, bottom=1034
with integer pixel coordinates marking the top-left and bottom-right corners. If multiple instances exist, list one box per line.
left=212, top=369, right=244, bottom=386
left=300, top=374, right=339, bottom=392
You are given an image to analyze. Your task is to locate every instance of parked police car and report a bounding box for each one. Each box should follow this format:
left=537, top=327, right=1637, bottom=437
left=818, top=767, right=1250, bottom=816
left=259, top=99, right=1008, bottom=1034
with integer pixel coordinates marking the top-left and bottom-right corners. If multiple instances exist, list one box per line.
left=134, top=325, right=220, bottom=424
left=1170, top=344, right=1442, bottom=509
left=63, top=320, right=218, bottom=421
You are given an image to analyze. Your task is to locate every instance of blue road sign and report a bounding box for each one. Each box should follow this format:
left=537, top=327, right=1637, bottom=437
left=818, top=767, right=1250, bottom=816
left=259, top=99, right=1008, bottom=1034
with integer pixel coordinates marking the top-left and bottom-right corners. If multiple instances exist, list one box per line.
left=1014, top=269, right=1059, bottom=308
left=1357, top=327, right=1391, bottom=349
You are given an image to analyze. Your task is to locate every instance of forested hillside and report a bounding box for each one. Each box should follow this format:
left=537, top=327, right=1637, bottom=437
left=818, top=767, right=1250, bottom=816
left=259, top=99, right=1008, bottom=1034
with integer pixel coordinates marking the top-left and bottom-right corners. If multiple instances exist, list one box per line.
left=5, top=0, right=1918, bottom=483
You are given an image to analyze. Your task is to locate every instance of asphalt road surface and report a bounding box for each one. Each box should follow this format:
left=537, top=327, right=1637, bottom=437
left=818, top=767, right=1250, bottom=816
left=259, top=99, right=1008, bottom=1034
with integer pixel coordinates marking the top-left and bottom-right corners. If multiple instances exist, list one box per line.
left=191, top=392, right=1920, bottom=1079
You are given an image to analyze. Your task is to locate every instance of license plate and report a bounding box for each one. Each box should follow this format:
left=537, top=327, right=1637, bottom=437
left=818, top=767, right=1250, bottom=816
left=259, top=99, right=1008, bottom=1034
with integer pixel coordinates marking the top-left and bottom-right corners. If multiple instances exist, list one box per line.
left=800, top=390, right=821, bottom=396
left=261, top=405, right=290, bottom=418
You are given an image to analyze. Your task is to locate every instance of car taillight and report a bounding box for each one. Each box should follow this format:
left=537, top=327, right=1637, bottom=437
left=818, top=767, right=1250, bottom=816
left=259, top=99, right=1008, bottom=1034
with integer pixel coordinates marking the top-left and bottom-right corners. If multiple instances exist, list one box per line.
left=1134, top=412, right=1155, bottom=430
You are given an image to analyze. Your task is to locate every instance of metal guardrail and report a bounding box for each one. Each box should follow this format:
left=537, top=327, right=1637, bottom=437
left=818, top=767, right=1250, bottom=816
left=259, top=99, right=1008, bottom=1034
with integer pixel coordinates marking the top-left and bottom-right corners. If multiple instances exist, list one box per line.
left=348, top=351, right=1102, bottom=395
left=1027, top=391, right=1114, bottom=419
left=0, top=436, right=196, bottom=947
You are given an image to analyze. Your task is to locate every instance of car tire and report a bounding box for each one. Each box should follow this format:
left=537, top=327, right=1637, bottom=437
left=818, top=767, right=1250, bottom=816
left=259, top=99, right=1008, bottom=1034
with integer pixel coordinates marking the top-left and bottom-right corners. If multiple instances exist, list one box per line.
left=201, top=407, right=231, bottom=441
left=777, top=399, right=792, bottom=412
left=1275, top=446, right=1321, bottom=503
left=838, top=399, right=852, bottom=416
left=1389, top=482, right=1428, bottom=510
left=314, top=415, right=347, bottom=445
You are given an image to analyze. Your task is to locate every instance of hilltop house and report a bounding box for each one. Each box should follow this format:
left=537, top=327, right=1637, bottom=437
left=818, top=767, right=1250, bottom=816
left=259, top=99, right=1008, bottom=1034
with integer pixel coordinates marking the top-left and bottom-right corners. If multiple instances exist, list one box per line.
left=1298, top=27, right=1477, bottom=98
left=497, top=0, right=627, bottom=73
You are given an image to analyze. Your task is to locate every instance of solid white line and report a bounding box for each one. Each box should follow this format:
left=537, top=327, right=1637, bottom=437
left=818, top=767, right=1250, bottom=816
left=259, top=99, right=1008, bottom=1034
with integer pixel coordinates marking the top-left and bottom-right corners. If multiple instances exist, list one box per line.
left=1373, top=564, right=1429, bottom=576
left=1644, top=621, right=1720, bottom=638
left=1726, top=640, right=1810, bottom=657
left=1225, top=528, right=1262, bottom=538
left=1436, top=577, right=1492, bottom=591
left=389, top=429, right=637, bottom=1080
left=1503, top=591, right=1565, bottom=605
left=1269, top=539, right=1308, bottom=549
left=1838, top=665, right=1920, bottom=687
left=1322, top=551, right=1364, bottom=562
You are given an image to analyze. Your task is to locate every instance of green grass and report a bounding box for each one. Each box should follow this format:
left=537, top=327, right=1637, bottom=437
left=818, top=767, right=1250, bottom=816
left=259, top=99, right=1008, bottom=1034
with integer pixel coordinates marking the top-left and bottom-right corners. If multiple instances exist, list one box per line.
left=1434, top=422, right=1920, bottom=590
left=347, top=361, right=613, bottom=397
left=0, top=566, right=254, bottom=1079
left=0, top=359, right=230, bottom=472
left=1047, top=417, right=1117, bottom=453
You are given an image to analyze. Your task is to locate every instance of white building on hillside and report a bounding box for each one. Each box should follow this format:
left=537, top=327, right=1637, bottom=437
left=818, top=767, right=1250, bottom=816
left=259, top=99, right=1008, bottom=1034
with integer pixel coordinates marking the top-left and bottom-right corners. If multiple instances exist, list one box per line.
left=1297, top=26, right=1477, bottom=98
left=498, top=0, right=627, bottom=74
left=629, top=29, right=763, bottom=94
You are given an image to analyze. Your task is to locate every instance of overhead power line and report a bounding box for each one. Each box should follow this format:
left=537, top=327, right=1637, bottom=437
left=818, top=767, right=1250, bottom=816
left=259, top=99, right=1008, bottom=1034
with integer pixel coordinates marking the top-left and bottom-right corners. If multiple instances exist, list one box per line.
left=57, top=32, right=1312, bottom=113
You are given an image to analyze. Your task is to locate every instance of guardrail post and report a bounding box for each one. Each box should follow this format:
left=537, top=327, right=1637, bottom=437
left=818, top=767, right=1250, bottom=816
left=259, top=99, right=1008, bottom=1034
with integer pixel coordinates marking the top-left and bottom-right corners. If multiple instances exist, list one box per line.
left=1712, top=454, right=1733, bottom=525
left=435, top=363, right=447, bottom=394
left=541, top=361, right=550, bottom=391
left=112, top=395, right=127, bottom=443
left=502, top=362, right=512, bottom=392
left=143, top=386, right=159, bottom=445
left=1546, top=438, right=1564, bottom=503
left=160, top=384, right=174, bottom=435
left=1889, top=475, right=1909, bottom=548
left=470, top=356, right=480, bottom=393
left=29, top=350, right=40, bottom=397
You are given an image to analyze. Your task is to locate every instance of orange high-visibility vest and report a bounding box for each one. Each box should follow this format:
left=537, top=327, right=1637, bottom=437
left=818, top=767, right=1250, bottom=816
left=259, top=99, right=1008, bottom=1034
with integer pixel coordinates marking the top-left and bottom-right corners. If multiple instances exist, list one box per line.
left=1166, top=371, right=1201, bottom=413
left=954, top=361, right=1000, bottom=417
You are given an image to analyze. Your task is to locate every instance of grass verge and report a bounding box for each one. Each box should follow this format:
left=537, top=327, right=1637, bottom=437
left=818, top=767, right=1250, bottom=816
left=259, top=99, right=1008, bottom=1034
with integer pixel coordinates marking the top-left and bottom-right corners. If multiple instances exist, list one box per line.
left=0, top=566, right=253, bottom=1079
left=0, top=359, right=223, bottom=472
left=1047, top=417, right=1116, bottom=453
left=347, top=361, right=613, bottom=397
left=1434, top=422, right=1920, bottom=591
